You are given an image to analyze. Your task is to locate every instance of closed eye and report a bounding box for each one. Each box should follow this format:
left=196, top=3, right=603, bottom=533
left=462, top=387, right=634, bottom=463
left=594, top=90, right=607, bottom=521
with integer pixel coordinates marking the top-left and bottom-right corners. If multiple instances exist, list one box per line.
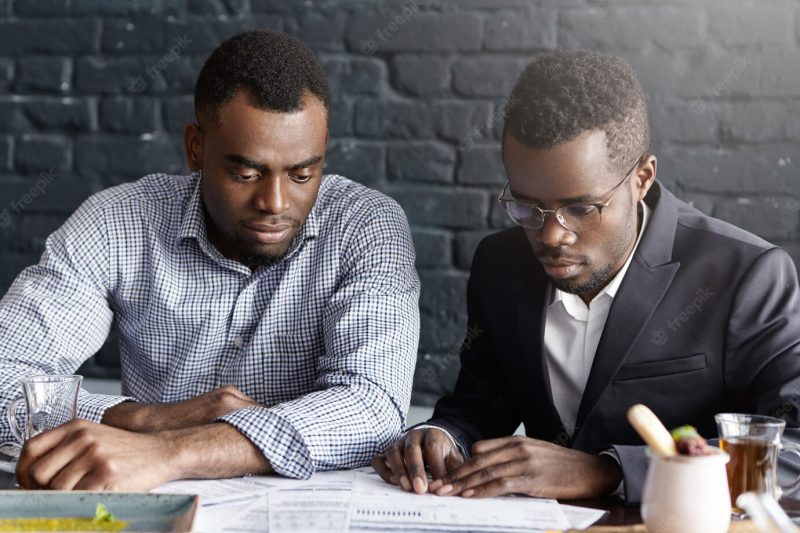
left=290, top=173, right=314, bottom=184
left=563, top=204, right=598, bottom=217
left=232, top=173, right=260, bottom=182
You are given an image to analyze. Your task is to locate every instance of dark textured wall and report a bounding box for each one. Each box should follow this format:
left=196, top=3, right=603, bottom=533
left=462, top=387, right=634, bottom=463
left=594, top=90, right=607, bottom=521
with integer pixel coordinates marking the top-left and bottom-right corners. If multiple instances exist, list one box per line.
left=0, top=0, right=798, bottom=405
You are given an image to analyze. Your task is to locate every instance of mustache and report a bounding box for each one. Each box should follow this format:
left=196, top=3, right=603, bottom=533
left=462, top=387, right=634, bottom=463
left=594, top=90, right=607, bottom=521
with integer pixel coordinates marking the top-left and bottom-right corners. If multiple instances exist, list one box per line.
left=242, top=216, right=299, bottom=227
left=535, top=247, right=584, bottom=262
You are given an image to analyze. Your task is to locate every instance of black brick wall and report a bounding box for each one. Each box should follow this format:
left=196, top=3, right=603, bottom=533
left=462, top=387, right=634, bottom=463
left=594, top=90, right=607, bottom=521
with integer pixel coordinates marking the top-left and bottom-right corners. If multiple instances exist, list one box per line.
left=0, top=0, right=798, bottom=406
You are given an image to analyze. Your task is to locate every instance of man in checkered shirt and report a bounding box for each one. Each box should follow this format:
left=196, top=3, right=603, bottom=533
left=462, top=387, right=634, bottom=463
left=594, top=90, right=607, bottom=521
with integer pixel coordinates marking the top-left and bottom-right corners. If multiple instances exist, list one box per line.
left=0, top=31, right=420, bottom=491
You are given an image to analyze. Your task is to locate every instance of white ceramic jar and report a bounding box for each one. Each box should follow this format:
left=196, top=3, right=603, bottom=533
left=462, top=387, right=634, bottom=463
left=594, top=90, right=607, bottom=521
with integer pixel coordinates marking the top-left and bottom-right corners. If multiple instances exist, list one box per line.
left=641, top=447, right=731, bottom=533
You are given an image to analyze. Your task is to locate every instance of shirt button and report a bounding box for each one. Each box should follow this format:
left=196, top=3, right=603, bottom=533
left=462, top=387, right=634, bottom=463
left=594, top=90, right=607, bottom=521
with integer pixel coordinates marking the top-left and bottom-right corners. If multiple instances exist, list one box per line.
left=233, top=337, right=245, bottom=348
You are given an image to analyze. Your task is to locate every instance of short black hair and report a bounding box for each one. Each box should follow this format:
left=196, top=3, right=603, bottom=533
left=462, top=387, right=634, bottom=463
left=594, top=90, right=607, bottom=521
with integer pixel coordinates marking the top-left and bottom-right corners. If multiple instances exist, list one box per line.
left=503, top=50, right=649, bottom=172
left=195, top=30, right=330, bottom=124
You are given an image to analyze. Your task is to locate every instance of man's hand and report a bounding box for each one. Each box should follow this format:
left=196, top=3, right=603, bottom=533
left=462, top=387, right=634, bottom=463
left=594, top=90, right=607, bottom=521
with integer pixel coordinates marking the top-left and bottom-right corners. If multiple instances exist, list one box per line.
left=16, top=418, right=273, bottom=491
left=16, top=419, right=176, bottom=491
left=102, top=385, right=262, bottom=432
left=427, top=436, right=622, bottom=500
left=372, top=427, right=464, bottom=494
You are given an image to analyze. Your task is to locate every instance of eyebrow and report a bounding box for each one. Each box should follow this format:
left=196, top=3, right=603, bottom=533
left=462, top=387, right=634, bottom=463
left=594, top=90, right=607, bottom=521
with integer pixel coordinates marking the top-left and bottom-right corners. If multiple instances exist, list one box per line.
left=509, top=188, right=595, bottom=205
left=224, top=154, right=323, bottom=172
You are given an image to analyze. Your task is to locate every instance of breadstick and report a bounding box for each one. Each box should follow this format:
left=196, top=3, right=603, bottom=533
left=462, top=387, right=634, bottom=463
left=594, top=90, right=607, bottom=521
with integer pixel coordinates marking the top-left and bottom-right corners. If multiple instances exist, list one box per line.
left=627, top=404, right=677, bottom=456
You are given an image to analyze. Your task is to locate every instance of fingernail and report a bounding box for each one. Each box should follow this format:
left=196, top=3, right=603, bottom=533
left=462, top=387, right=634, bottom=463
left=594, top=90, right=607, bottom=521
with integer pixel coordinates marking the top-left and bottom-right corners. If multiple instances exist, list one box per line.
left=400, top=476, right=412, bottom=491
left=462, top=489, right=474, bottom=498
left=437, top=484, right=453, bottom=495
left=412, top=477, right=427, bottom=494
left=428, top=480, right=442, bottom=491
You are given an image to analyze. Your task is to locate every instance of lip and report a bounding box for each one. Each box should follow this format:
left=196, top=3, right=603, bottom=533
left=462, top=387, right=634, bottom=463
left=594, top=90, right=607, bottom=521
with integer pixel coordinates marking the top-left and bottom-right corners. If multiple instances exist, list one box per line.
left=243, top=224, right=294, bottom=244
left=538, top=259, right=583, bottom=279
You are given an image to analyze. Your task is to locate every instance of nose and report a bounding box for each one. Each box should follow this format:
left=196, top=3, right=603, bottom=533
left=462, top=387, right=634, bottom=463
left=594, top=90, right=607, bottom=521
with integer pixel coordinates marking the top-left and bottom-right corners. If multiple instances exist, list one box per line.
left=252, top=175, right=290, bottom=214
left=535, top=211, right=576, bottom=248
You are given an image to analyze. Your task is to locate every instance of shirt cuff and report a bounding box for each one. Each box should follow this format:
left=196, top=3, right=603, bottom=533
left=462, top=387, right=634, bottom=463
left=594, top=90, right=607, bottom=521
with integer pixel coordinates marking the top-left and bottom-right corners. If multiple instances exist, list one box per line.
left=77, top=391, right=136, bottom=424
left=218, top=406, right=314, bottom=479
left=599, top=448, right=626, bottom=499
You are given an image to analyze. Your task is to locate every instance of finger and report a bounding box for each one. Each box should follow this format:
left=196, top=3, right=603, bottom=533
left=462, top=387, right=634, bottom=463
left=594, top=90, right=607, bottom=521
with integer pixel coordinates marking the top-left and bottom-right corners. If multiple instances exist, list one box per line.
left=422, top=432, right=448, bottom=481
left=46, top=451, right=98, bottom=491
left=24, top=428, right=94, bottom=489
left=472, top=436, right=523, bottom=455
left=73, top=471, right=119, bottom=492
left=371, top=455, right=396, bottom=485
left=433, top=449, right=518, bottom=495
left=436, top=459, right=525, bottom=497
left=429, top=450, right=466, bottom=492
left=462, top=476, right=526, bottom=499
left=16, top=424, right=76, bottom=488
left=403, top=436, right=429, bottom=494
left=385, top=443, right=412, bottom=491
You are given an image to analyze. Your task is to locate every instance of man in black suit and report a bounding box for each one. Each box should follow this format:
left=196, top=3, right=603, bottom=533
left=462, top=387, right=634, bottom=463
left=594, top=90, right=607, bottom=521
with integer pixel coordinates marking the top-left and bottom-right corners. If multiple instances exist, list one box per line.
left=373, top=50, right=800, bottom=503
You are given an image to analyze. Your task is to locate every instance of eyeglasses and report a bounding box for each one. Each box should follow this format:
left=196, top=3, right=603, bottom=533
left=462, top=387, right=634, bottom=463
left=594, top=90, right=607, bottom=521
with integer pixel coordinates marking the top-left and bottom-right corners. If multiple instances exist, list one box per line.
left=497, top=152, right=647, bottom=233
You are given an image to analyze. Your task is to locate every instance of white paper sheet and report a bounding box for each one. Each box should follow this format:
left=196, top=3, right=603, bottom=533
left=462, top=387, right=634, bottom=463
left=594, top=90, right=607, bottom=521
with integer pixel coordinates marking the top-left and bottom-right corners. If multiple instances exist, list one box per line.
left=348, top=471, right=571, bottom=532
left=559, top=503, right=608, bottom=529
left=154, top=468, right=606, bottom=533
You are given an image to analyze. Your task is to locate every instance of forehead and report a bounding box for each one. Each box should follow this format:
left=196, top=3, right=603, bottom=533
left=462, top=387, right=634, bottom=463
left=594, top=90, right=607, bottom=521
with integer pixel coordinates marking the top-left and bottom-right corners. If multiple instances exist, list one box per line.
left=502, top=130, right=617, bottom=204
left=205, top=91, right=328, bottom=163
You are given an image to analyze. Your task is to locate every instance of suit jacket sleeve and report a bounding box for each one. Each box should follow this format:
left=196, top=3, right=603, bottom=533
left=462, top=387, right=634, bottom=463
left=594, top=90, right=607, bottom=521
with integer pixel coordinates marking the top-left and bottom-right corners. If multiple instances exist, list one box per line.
left=423, top=239, right=523, bottom=456
left=616, top=247, right=800, bottom=504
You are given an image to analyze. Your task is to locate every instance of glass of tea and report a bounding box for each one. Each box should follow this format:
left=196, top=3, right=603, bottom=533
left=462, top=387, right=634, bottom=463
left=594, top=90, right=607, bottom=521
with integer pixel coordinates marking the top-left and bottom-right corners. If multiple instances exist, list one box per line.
left=715, top=413, right=800, bottom=514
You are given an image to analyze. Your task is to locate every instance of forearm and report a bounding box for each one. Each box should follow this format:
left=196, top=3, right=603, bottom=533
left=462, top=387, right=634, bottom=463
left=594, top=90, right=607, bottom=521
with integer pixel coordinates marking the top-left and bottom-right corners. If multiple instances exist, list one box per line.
left=101, top=386, right=264, bottom=432
left=166, top=423, right=273, bottom=481
left=220, top=384, right=405, bottom=478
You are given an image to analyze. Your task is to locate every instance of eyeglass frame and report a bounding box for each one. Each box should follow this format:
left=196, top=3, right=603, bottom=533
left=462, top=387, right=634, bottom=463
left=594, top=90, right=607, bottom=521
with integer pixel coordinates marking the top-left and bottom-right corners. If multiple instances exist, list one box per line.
left=497, top=151, right=648, bottom=233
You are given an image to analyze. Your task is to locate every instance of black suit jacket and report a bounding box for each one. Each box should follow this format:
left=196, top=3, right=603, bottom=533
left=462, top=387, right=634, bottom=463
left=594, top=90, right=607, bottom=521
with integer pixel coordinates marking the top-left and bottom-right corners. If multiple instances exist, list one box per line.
left=427, top=182, right=800, bottom=503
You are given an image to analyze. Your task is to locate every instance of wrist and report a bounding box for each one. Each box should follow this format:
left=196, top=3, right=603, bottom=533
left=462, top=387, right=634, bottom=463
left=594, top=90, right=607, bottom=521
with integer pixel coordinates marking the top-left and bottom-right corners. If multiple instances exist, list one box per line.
left=102, top=401, right=153, bottom=432
left=157, top=427, right=194, bottom=481
left=595, top=454, right=624, bottom=496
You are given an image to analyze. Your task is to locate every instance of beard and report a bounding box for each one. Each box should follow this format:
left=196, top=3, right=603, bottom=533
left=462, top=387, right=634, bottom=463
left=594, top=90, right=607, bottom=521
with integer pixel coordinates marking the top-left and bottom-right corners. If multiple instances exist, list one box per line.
left=542, top=202, right=640, bottom=297
left=551, top=260, right=615, bottom=296
left=232, top=217, right=299, bottom=271
left=240, top=252, right=286, bottom=271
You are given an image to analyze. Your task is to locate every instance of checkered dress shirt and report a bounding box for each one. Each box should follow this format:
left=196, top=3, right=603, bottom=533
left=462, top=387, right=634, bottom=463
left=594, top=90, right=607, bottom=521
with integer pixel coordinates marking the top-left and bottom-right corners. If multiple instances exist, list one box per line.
left=0, top=171, right=420, bottom=478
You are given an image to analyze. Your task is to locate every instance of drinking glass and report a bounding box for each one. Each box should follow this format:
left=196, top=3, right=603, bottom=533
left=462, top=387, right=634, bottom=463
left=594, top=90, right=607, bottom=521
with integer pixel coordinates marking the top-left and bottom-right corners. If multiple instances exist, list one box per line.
left=715, top=413, right=800, bottom=514
left=4, top=374, right=82, bottom=447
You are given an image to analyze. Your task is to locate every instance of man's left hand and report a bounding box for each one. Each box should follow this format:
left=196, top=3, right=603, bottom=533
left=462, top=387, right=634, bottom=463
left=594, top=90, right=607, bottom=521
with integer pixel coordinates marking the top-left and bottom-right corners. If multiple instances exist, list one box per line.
left=16, top=419, right=176, bottom=491
left=427, top=436, right=622, bottom=500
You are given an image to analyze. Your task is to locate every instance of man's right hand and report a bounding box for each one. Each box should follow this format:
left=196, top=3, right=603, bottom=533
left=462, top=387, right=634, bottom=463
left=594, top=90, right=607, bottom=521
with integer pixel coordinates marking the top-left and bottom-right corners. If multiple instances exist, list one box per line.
left=371, top=427, right=465, bottom=494
left=101, top=386, right=263, bottom=432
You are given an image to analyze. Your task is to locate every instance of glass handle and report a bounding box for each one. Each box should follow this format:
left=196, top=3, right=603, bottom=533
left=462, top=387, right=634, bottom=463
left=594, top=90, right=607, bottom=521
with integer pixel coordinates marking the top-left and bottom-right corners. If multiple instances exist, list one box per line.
left=4, top=398, right=24, bottom=445
left=778, top=441, right=800, bottom=494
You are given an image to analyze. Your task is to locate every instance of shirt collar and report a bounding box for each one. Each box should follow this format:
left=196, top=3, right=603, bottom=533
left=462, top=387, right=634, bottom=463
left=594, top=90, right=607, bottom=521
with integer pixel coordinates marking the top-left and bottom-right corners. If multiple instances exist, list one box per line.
left=178, top=171, right=206, bottom=243
left=551, top=200, right=652, bottom=317
left=177, top=170, right=321, bottom=258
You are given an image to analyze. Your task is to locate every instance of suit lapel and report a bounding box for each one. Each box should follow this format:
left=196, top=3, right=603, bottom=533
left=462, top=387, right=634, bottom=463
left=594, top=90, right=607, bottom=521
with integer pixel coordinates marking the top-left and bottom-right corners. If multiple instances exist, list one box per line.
left=573, top=182, right=681, bottom=439
left=511, top=230, right=564, bottom=439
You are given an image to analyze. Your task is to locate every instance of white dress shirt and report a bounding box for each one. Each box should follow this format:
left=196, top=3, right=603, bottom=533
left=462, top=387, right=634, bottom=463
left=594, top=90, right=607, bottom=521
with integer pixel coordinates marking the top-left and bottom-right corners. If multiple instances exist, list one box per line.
left=544, top=202, right=651, bottom=436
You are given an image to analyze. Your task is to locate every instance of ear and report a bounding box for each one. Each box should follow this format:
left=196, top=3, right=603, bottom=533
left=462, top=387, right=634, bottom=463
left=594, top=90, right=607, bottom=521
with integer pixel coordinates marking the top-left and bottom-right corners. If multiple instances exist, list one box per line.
left=633, top=154, right=657, bottom=202
left=184, top=123, right=204, bottom=172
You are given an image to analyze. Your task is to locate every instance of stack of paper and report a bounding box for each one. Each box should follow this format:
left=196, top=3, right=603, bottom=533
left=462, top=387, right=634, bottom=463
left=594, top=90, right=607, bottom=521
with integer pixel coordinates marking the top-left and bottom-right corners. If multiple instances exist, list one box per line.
left=155, top=467, right=607, bottom=532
